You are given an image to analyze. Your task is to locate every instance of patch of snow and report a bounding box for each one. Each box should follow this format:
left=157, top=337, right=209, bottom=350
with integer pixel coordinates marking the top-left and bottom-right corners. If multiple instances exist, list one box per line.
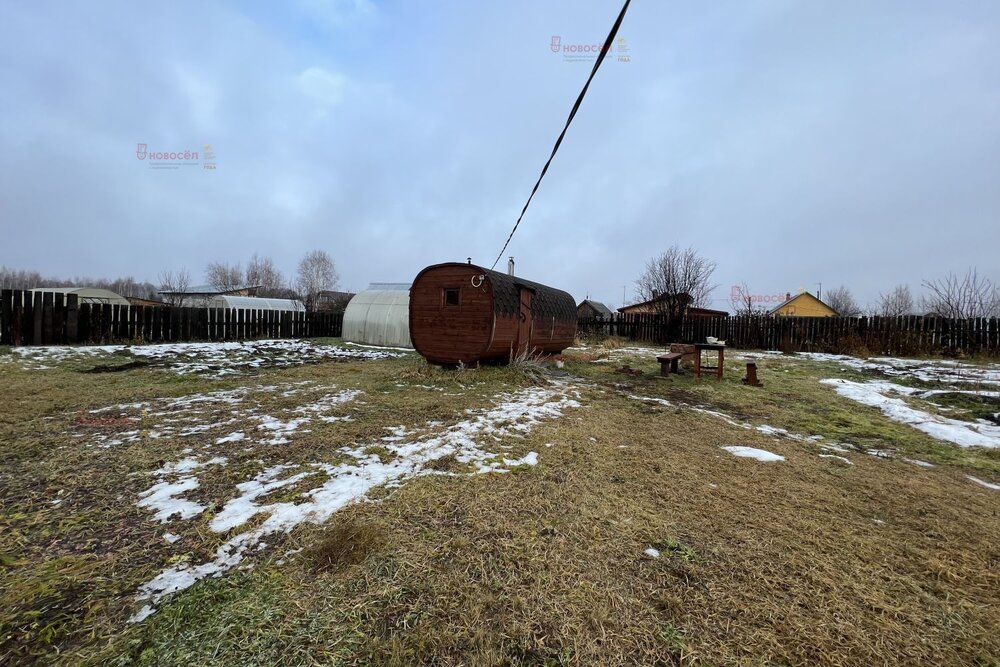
left=15, top=339, right=404, bottom=376
left=629, top=395, right=818, bottom=443
left=344, top=341, right=414, bottom=352
left=919, top=389, right=1000, bottom=399
left=629, top=394, right=673, bottom=407
left=644, top=547, right=661, bottom=559
left=822, top=378, right=1000, bottom=448
left=129, top=380, right=582, bottom=621
left=136, top=457, right=228, bottom=522
left=163, top=533, right=180, bottom=543
left=255, top=415, right=312, bottom=445
left=294, top=389, right=362, bottom=415
left=800, top=353, right=1000, bottom=387
left=866, top=449, right=893, bottom=459
left=903, top=458, right=934, bottom=468
left=503, top=451, right=539, bottom=467
left=967, top=476, right=1000, bottom=491
left=137, top=477, right=205, bottom=522
left=818, top=454, right=853, bottom=465
left=721, top=446, right=785, bottom=462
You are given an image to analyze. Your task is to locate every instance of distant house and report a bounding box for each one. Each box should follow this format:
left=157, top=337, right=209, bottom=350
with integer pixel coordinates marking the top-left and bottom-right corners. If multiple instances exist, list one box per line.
left=315, top=290, right=356, bottom=313
left=618, top=292, right=727, bottom=318
left=158, top=284, right=258, bottom=302
left=126, top=296, right=165, bottom=307
left=577, top=299, right=612, bottom=319
left=771, top=292, right=838, bottom=317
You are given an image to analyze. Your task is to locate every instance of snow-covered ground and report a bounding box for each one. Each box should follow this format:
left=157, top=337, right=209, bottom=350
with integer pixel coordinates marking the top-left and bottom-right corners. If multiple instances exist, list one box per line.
left=128, top=379, right=582, bottom=622
left=9, top=339, right=404, bottom=376
left=822, top=379, right=1000, bottom=448
left=628, top=394, right=823, bottom=444
left=721, top=446, right=785, bottom=462
left=801, top=353, right=1000, bottom=387
left=72, top=381, right=363, bottom=450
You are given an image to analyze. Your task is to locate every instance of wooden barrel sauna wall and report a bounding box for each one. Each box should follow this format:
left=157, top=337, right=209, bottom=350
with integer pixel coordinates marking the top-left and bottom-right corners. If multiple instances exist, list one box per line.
left=409, top=262, right=577, bottom=365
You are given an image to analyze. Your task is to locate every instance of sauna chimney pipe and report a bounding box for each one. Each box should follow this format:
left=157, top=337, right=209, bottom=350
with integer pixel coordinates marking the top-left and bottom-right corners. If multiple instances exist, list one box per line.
left=507, top=257, right=515, bottom=276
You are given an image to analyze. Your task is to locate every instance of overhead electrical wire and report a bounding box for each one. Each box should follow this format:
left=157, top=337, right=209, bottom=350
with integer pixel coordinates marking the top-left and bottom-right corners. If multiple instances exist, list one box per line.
left=490, top=0, right=632, bottom=270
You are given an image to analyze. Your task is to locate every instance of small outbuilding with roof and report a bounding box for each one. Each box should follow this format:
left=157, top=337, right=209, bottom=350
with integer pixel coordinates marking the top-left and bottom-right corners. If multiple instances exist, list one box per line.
left=409, top=262, right=576, bottom=365
left=577, top=298, right=613, bottom=319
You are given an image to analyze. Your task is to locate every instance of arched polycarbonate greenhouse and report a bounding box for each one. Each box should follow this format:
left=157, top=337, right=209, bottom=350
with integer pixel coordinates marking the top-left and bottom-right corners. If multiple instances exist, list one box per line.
left=342, top=286, right=413, bottom=348
left=203, top=295, right=305, bottom=311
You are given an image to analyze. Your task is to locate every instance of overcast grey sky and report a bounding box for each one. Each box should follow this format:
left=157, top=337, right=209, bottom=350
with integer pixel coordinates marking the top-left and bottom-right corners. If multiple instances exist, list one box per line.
left=1, top=0, right=998, bottom=310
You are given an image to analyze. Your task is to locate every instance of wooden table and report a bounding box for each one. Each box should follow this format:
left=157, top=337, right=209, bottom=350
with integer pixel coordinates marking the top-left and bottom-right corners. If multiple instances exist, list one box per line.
left=694, top=343, right=726, bottom=379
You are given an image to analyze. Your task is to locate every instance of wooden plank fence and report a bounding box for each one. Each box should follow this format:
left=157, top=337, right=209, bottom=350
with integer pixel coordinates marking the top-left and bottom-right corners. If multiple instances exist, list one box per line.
left=0, top=289, right=343, bottom=346
left=578, top=313, right=1000, bottom=356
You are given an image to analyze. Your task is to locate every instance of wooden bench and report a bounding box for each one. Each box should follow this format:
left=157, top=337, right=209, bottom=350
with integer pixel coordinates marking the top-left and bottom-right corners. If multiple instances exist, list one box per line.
left=656, top=352, right=683, bottom=376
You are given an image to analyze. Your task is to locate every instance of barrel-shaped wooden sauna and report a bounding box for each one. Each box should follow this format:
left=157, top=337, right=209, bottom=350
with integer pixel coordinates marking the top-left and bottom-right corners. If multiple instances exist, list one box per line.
left=409, top=262, right=577, bottom=365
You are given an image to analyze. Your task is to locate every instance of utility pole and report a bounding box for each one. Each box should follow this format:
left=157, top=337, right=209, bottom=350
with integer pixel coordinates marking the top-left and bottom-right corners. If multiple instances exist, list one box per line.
left=622, top=285, right=626, bottom=306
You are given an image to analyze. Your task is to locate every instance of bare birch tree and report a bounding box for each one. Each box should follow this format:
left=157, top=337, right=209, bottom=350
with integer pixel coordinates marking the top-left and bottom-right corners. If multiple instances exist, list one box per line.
left=158, top=268, right=192, bottom=306
left=824, top=285, right=861, bottom=317
left=877, top=285, right=914, bottom=317
left=245, top=253, right=285, bottom=297
left=206, top=262, right=244, bottom=292
left=295, top=250, right=339, bottom=311
left=635, top=246, right=716, bottom=340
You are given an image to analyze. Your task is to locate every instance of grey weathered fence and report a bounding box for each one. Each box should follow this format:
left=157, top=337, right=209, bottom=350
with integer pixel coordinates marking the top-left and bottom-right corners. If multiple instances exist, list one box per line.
left=0, top=289, right=343, bottom=346
left=578, top=313, right=1000, bottom=356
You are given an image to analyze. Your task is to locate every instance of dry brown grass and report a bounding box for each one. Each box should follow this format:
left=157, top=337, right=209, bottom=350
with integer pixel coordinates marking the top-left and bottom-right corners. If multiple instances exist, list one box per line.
left=2, top=344, right=999, bottom=665
left=315, top=395, right=1000, bottom=666
left=303, top=519, right=387, bottom=573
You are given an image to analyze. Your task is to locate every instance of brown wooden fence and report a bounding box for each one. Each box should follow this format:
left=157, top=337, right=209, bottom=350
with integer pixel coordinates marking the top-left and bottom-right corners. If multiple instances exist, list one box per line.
left=578, top=313, right=1000, bottom=356
left=0, top=289, right=343, bottom=346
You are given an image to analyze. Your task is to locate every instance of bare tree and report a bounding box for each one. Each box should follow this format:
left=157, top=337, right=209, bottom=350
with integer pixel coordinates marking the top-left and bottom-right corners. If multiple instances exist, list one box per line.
left=295, top=250, right=339, bottom=311
left=635, top=246, right=716, bottom=340
left=877, top=284, right=914, bottom=317
left=245, top=253, right=285, bottom=297
left=922, top=269, right=1000, bottom=318
left=730, top=282, right=768, bottom=316
left=824, top=285, right=861, bottom=317
left=206, top=262, right=244, bottom=292
left=158, top=268, right=192, bottom=306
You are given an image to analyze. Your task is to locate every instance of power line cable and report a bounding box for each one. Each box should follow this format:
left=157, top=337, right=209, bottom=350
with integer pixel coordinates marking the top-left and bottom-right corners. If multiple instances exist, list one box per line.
left=490, top=0, right=632, bottom=270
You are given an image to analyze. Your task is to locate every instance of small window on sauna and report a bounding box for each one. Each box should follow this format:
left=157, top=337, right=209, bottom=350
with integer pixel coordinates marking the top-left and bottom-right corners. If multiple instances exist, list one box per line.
left=444, top=288, right=460, bottom=307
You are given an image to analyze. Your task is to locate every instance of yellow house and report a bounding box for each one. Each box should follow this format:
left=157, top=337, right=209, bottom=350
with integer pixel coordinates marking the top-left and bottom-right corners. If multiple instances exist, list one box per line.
left=771, top=292, right=838, bottom=317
